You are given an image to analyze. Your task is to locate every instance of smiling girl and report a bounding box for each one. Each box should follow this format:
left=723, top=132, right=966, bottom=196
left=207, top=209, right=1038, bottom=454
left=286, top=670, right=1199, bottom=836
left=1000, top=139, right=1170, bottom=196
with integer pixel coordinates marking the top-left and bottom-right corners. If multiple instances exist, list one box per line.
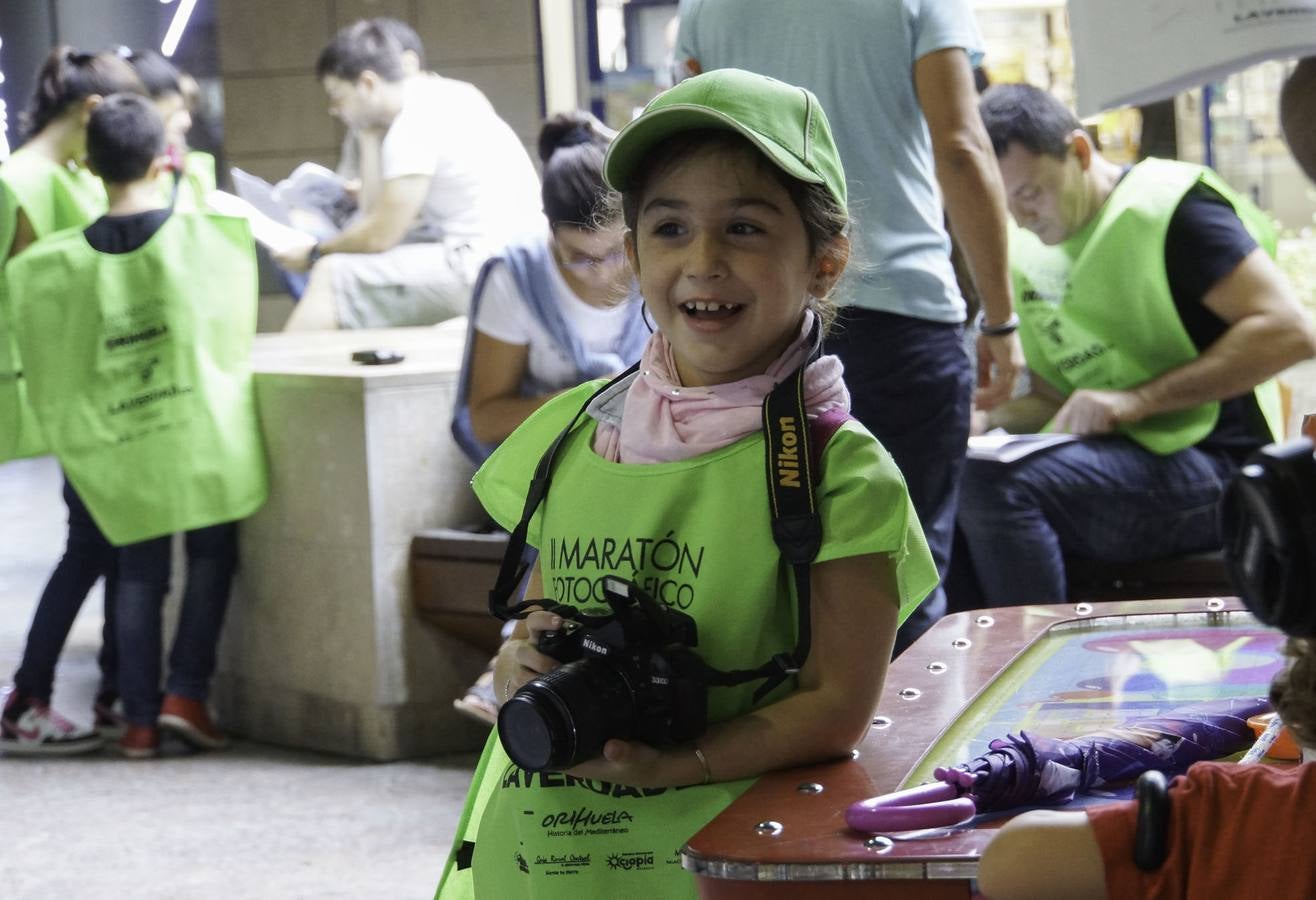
left=435, top=69, right=937, bottom=900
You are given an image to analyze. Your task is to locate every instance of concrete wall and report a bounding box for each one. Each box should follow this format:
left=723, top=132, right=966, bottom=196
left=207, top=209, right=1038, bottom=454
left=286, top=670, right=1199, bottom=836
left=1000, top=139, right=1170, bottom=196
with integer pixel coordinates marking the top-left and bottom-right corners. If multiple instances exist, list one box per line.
left=215, top=0, right=545, bottom=183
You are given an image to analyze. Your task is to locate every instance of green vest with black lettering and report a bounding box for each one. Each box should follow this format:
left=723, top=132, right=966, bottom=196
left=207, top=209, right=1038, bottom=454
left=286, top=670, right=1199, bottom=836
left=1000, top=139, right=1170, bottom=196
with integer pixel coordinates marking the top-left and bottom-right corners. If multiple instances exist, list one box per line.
left=1010, top=158, right=1283, bottom=455
left=0, top=149, right=106, bottom=460
left=434, top=380, right=936, bottom=900
left=7, top=210, right=268, bottom=544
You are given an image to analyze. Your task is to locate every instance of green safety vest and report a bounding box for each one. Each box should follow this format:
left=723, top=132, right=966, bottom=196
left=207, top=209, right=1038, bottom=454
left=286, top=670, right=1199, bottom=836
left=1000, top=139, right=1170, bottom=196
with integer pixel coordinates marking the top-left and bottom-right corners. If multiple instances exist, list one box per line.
left=1010, top=158, right=1283, bottom=455
left=0, top=149, right=107, bottom=461
left=7, top=211, right=268, bottom=544
left=162, top=150, right=218, bottom=212
left=435, top=381, right=936, bottom=900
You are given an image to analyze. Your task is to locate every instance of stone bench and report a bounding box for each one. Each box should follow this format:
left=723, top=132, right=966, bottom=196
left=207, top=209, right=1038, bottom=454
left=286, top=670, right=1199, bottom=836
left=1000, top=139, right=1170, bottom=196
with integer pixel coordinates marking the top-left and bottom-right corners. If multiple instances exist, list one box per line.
left=213, top=322, right=494, bottom=760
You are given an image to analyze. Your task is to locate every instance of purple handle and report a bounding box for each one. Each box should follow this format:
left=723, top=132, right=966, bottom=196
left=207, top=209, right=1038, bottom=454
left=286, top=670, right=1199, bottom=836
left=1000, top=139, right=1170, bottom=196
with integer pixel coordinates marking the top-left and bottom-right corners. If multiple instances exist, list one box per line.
left=845, top=782, right=977, bottom=833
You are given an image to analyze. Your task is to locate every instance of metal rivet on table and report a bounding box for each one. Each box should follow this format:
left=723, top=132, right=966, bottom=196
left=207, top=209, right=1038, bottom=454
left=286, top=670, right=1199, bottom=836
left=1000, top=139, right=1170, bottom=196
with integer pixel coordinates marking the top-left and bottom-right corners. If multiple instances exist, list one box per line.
left=975, top=615, right=995, bottom=627
left=851, top=749, right=861, bottom=760
left=927, top=661, right=947, bottom=674
left=1075, top=602, right=1094, bottom=615
left=951, top=638, right=972, bottom=650
left=864, top=836, right=894, bottom=853
left=871, top=715, right=893, bottom=729
left=898, top=687, right=922, bottom=700
left=1206, top=597, right=1226, bottom=611
left=797, top=782, right=825, bottom=795
left=755, top=821, right=784, bottom=836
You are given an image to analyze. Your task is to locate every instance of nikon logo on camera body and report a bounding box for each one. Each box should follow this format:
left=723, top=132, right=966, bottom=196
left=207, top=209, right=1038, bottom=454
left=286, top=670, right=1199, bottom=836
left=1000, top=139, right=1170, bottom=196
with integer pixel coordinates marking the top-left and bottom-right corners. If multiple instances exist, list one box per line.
left=776, top=416, right=801, bottom=488
left=582, top=636, right=609, bottom=656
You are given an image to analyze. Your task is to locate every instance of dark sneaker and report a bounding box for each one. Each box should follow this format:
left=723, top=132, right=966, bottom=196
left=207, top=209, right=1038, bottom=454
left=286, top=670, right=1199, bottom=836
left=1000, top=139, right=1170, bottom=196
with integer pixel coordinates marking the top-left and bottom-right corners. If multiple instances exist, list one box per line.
left=0, top=686, right=103, bottom=756
left=452, top=664, right=498, bottom=727
left=158, top=694, right=229, bottom=750
left=93, top=691, right=127, bottom=740
left=120, top=724, right=160, bottom=759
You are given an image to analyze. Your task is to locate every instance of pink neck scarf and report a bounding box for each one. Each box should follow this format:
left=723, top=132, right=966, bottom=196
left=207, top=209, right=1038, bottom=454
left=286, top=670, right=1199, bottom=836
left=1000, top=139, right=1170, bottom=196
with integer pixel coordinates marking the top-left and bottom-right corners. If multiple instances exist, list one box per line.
left=592, top=312, right=850, bottom=464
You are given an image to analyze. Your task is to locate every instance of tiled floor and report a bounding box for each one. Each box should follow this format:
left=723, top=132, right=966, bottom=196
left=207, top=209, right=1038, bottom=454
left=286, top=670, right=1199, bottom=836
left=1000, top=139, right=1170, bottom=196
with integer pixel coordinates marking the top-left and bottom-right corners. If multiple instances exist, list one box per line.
left=0, top=456, right=477, bottom=899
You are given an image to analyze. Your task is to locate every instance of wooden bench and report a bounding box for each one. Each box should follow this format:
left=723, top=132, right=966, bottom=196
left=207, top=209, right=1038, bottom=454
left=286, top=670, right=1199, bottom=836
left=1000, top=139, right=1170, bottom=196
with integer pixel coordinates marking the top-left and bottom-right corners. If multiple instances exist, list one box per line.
left=1066, top=551, right=1234, bottom=602
left=410, top=527, right=509, bottom=655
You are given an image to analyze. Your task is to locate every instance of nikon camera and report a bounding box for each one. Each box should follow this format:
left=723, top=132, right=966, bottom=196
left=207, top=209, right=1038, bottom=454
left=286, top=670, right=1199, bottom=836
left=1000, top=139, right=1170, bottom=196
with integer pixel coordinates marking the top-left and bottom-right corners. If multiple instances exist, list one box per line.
left=497, top=576, right=709, bottom=772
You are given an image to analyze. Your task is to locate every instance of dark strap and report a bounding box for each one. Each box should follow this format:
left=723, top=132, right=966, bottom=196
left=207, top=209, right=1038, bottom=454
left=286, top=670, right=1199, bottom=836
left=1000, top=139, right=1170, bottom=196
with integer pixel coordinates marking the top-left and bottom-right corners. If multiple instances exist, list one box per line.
left=1133, top=770, right=1171, bottom=871
left=489, top=364, right=640, bottom=621
left=488, top=318, right=830, bottom=701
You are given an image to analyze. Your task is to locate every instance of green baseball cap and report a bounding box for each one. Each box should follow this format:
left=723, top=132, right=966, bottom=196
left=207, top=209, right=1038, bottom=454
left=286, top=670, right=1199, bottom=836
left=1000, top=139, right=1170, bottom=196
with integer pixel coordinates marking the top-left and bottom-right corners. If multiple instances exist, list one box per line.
left=603, top=68, right=848, bottom=211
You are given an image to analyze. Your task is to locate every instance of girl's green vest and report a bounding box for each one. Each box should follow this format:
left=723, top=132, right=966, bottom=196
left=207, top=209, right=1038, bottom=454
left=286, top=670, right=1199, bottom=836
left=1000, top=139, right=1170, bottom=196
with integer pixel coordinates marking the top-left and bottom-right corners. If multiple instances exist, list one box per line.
left=162, top=150, right=218, bottom=211
left=434, top=382, right=936, bottom=900
left=7, top=211, right=267, bottom=544
left=0, top=149, right=106, bottom=460
left=1010, top=158, right=1283, bottom=455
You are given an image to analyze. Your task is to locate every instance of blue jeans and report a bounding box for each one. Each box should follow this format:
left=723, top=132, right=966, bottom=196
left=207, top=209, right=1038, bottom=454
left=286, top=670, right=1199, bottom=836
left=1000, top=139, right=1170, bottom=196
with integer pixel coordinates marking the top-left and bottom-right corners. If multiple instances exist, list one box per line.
left=824, top=308, right=973, bottom=655
left=13, top=478, right=116, bottom=702
left=957, top=436, right=1241, bottom=607
left=114, top=523, right=239, bottom=726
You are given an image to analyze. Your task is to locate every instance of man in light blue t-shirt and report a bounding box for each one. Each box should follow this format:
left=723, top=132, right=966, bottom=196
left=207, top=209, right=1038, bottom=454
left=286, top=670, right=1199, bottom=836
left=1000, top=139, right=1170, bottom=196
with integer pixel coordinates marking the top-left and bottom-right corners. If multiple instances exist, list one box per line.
left=676, top=0, right=1021, bottom=651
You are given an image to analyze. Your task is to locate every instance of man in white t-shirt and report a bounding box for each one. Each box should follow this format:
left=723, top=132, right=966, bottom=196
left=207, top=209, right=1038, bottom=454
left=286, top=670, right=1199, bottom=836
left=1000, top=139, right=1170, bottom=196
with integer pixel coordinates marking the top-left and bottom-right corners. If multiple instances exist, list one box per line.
left=279, top=19, right=542, bottom=331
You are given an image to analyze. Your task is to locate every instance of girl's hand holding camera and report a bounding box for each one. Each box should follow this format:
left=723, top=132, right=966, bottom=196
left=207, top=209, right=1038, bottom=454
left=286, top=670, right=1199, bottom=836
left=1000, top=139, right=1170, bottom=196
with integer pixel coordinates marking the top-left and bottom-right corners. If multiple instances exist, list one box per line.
left=495, top=609, right=562, bottom=703
left=493, top=605, right=694, bottom=786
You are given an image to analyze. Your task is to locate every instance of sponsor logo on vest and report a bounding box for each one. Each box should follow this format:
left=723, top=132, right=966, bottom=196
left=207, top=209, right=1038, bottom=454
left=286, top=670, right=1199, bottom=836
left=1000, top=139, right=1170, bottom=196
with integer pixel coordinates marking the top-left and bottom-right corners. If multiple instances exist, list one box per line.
left=515, top=850, right=530, bottom=874
left=1056, top=343, right=1108, bottom=374
left=106, top=383, right=193, bottom=416
left=105, top=323, right=168, bottom=351
left=777, top=416, right=800, bottom=488
left=1235, top=7, right=1314, bottom=24
left=541, top=807, right=634, bottom=830
left=606, top=851, right=654, bottom=871
left=534, top=854, right=591, bottom=867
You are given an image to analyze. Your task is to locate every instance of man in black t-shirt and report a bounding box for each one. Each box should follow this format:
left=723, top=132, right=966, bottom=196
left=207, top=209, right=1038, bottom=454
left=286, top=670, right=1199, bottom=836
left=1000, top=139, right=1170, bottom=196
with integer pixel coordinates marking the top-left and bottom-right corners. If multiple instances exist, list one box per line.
left=954, top=83, right=1316, bottom=608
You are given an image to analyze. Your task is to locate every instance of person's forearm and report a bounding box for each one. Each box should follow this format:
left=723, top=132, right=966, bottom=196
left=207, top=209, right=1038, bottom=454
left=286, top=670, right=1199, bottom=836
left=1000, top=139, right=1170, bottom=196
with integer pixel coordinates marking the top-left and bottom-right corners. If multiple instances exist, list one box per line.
left=1131, top=316, right=1315, bottom=420
left=693, top=682, right=880, bottom=782
left=470, top=393, right=559, bottom=446
left=317, top=212, right=401, bottom=255
left=572, top=680, right=883, bottom=790
left=937, top=133, right=1014, bottom=323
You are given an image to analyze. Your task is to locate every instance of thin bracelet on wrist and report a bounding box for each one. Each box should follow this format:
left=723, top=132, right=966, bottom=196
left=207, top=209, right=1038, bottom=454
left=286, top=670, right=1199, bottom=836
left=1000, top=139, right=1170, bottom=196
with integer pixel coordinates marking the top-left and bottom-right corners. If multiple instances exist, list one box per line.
left=976, top=311, right=1020, bottom=336
left=693, top=745, right=712, bottom=785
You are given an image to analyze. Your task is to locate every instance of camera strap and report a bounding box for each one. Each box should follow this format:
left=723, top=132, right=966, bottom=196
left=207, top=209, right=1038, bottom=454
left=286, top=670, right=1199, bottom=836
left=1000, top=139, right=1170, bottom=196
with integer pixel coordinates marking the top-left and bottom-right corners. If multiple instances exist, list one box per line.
left=489, top=317, right=828, bottom=702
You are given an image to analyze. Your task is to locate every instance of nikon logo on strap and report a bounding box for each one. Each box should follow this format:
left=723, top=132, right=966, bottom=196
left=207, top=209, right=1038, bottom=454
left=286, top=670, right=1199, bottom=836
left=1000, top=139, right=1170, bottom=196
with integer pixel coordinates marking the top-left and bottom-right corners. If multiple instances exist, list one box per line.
left=776, top=416, right=801, bottom=488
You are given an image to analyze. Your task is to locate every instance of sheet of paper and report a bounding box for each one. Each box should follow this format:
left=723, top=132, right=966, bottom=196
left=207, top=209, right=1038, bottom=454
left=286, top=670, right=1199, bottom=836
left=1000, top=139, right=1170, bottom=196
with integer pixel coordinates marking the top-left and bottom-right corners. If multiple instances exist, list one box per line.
left=229, top=167, right=291, bottom=226
left=1069, top=1, right=1316, bottom=115
left=206, top=190, right=316, bottom=256
left=966, top=429, right=1078, bottom=464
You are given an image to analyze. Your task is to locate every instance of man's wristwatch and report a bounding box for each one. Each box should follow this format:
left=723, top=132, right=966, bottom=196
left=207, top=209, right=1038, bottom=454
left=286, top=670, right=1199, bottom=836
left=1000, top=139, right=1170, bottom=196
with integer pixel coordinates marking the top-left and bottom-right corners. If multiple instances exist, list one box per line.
left=307, top=242, right=324, bottom=268
left=976, top=311, right=1020, bottom=336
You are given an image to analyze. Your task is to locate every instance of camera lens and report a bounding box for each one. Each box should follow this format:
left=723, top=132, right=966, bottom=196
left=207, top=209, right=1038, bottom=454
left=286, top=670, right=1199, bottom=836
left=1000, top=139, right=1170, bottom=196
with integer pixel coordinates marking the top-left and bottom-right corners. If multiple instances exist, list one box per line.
left=497, top=658, right=637, bottom=771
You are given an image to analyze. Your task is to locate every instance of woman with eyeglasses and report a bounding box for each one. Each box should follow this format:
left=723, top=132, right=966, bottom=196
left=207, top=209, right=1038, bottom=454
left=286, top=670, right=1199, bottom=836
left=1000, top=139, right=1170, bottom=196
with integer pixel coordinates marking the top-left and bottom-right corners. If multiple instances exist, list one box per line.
left=450, top=111, right=646, bottom=725
left=451, top=111, right=646, bottom=464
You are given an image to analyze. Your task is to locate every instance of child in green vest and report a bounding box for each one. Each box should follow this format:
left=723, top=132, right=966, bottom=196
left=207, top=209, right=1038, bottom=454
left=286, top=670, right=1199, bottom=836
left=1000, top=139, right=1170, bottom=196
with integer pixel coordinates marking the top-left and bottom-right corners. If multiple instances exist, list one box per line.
left=6, top=94, right=265, bottom=758
left=435, top=69, right=938, bottom=900
left=124, top=49, right=216, bottom=211
left=0, top=47, right=145, bottom=756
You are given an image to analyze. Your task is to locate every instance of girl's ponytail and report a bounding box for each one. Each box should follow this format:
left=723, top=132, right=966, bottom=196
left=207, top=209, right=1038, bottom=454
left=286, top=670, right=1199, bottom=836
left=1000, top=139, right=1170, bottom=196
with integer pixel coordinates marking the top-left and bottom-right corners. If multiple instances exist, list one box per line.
left=21, top=46, right=145, bottom=141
